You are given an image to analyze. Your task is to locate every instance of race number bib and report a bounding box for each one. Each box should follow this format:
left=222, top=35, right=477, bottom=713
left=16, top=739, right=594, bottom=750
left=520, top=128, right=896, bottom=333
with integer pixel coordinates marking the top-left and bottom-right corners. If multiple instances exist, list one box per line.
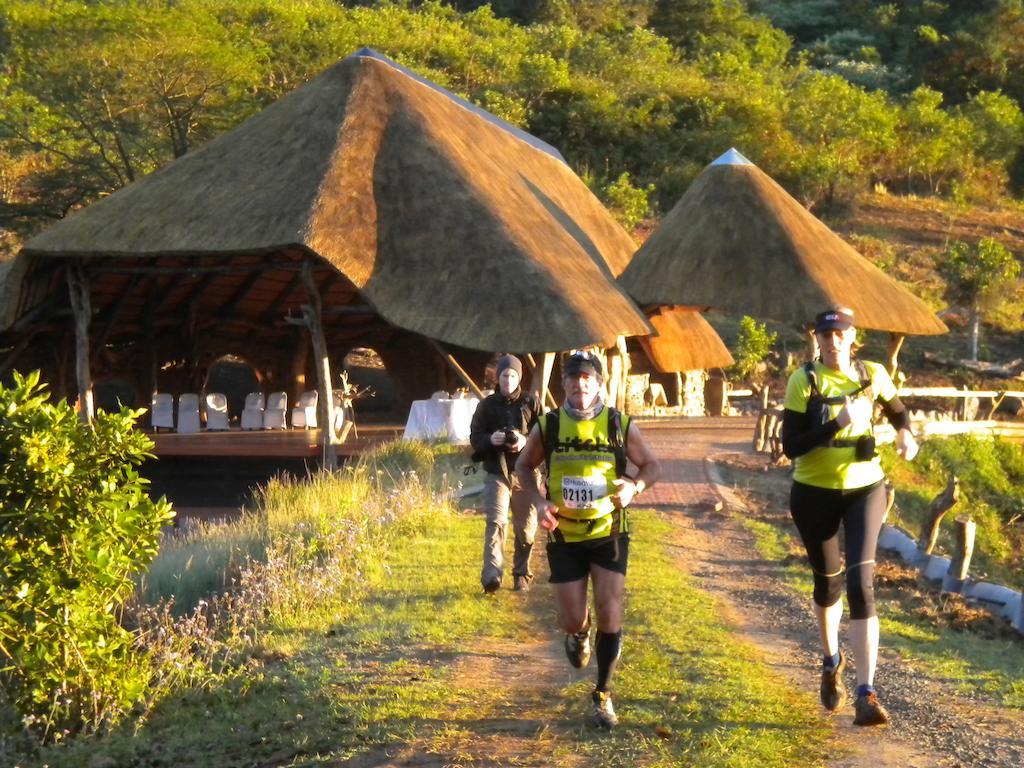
left=561, top=475, right=607, bottom=509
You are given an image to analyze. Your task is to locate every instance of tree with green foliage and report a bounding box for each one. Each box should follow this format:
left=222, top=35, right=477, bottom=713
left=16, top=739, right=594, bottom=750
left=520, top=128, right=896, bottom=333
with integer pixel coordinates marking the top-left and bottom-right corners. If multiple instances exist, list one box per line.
left=730, top=316, right=778, bottom=397
left=0, top=372, right=174, bottom=741
left=895, top=86, right=973, bottom=194
left=783, top=70, right=899, bottom=205
left=935, top=237, right=1021, bottom=361
left=601, top=171, right=655, bottom=231
left=0, top=0, right=269, bottom=235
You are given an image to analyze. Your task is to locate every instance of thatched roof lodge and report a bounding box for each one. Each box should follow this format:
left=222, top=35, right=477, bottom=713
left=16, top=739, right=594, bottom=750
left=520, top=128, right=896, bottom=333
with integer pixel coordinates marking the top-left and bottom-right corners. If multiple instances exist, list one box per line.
left=620, top=149, right=947, bottom=337
left=1, top=49, right=660, bottom=422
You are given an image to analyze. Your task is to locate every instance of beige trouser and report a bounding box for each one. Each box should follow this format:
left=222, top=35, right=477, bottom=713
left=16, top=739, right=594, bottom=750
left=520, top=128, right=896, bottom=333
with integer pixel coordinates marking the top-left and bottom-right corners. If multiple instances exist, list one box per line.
left=481, top=470, right=540, bottom=588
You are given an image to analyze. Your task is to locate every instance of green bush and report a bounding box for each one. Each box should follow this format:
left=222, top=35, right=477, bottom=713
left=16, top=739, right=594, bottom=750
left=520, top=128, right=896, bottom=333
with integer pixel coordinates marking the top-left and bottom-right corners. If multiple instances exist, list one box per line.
left=729, top=315, right=778, bottom=387
left=0, top=372, right=173, bottom=741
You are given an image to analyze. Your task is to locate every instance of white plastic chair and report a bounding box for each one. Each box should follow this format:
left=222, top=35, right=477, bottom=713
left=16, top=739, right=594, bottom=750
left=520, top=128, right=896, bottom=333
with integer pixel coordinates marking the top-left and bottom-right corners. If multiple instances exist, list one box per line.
left=205, top=392, right=229, bottom=431
left=176, top=393, right=201, bottom=433
left=263, top=391, right=287, bottom=430
left=291, top=390, right=318, bottom=429
left=151, top=392, right=174, bottom=431
left=240, top=392, right=265, bottom=430
left=332, top=391, right=347, bottom=435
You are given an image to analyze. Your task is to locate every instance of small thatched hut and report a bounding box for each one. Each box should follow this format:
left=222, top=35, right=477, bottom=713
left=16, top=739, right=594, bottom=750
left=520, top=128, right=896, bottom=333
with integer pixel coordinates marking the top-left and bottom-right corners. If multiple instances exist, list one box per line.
left=620, top=149, right=947, bottom=339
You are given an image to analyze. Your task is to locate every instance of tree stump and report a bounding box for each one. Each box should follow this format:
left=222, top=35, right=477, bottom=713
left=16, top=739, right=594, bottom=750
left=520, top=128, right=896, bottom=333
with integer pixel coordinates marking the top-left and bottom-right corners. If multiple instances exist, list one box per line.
left=883, top=482, right=896, bottom=523
left=943, top=514, right=976, bottom=593
left=918, top=475, right=960, bottom=556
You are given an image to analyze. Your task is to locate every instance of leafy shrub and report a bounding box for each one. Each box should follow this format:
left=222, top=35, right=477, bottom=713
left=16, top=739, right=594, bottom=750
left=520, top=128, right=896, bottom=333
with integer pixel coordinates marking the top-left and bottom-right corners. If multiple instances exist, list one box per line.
left=602, top=171, right=656, bottom=231
left=729, top=315, right=778, bottom=387
left=0, top=372, right=173, bottom=741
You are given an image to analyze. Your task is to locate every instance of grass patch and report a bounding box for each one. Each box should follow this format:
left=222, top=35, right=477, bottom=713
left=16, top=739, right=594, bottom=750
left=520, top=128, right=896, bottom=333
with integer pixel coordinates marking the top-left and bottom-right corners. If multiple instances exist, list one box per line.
left=17, top=495, right=839, bottom=766
left=25, top=504, right=528, bottom=767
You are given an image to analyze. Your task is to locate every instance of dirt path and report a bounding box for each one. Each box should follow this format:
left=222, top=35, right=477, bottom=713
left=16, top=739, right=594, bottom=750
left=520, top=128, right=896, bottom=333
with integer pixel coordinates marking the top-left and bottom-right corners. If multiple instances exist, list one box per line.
left=639, top=417, right=1024, bottom=768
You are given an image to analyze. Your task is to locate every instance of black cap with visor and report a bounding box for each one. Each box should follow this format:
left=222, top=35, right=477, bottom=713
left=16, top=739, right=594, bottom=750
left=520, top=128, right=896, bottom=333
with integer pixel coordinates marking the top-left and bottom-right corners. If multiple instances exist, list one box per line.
left=814, top=307, right=855, bottom=333
left=563, top=351, right=603, bottom=380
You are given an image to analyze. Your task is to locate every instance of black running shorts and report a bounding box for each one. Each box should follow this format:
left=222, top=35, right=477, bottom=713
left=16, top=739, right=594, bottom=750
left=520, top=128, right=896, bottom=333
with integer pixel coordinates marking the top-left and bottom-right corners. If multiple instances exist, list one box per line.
left=546, top=534, right=629, bottom=583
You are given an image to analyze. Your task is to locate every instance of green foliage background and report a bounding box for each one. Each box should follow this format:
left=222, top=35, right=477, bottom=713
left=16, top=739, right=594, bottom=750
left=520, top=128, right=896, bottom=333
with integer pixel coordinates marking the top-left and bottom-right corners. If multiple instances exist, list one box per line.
left=3, top=0, right=1024, bottom=251
left=0, top=372, right=173, bottom=741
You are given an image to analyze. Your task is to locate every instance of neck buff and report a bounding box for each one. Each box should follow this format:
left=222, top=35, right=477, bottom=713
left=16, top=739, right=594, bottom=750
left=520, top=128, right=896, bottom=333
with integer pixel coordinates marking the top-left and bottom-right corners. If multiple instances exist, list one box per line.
left=501, top=385, right=522, bottom=403
left=562, top=391, right=605, bottom=421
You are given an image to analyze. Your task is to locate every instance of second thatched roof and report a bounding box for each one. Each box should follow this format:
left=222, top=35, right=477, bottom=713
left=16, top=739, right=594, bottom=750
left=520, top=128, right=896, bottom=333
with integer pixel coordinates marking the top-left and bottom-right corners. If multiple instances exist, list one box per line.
left=620, top=149, right=946, bottom=335
left=638, top=307, right=734, bottom=372
left=18, top=50, right=651, bottom=352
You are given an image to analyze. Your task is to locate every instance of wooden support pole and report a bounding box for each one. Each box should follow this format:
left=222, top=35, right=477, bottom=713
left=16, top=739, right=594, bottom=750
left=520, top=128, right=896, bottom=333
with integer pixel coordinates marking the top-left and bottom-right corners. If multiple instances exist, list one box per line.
left=144, top=280, right=162, bottom=401
left=66, top=262, right=94, bottom=424
left=886, top=333, right=905, bottom=379
left=527, top=352, right=556, bottom=410
left=675, top=372, right=684, bottom=409
left=918, top=475, right=960, bottom=555
left=428, top=339, right=485, bottom=399
left=290, top=325, right=309, bottom=404
left=300, top=258, right=337, bottom=470
left=804, top=326, right=818, bottom=362
left=615, top=336, right=629, bottom=412
left=944, top=515, right=976, bottom=593
left=541, top=352, right=557, bottom=410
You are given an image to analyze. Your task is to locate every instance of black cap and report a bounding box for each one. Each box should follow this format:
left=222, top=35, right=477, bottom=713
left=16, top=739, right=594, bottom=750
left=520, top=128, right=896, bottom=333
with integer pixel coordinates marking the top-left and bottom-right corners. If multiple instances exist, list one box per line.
left=563, top=351, right=603, bottom=379
left=814, top=307, right=855, bottom=333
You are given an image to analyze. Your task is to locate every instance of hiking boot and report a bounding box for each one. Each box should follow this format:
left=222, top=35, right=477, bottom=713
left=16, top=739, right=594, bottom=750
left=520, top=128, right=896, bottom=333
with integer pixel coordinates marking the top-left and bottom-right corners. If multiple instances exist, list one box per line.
left=483, top=578, right=501, bottom=595
left=564, top=629, right=591, bottom=668
left=513, top=575, right=530, bottom=592
left=591, top=690, right=618, bottom=729
left=820, top=652, right=847, bottom=711
left=853, top=692, right=890, bottom=726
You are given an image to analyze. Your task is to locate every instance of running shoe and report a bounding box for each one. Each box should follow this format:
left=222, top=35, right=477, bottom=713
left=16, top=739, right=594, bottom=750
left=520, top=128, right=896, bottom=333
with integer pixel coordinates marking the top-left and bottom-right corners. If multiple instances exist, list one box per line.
left=513, top=575, right=530, bottom=592
left=591, top=690, right=618, bottom=729
left=853, top=692, right=890, bottom=726
left=483, top=578, right=500, bottom=595
left=564, top=629, right=591, bottom=668
left=820, top=651, right=846, bottom=711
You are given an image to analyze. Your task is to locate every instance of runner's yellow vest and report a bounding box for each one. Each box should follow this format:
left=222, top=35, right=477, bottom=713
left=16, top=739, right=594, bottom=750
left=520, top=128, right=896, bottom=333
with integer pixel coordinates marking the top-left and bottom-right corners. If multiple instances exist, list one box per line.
left=541, top=407, right=630, bottom=542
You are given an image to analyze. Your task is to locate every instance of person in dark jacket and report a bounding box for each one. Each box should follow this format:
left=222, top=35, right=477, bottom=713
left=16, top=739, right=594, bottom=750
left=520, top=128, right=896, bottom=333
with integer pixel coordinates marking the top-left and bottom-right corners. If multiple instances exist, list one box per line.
left=469, top=354, right=542, bottom=593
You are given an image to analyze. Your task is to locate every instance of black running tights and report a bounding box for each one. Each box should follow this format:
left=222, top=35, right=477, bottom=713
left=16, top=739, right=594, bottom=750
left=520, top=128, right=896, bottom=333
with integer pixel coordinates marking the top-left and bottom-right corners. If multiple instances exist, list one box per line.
left=789, top=481, right=887, bottom=620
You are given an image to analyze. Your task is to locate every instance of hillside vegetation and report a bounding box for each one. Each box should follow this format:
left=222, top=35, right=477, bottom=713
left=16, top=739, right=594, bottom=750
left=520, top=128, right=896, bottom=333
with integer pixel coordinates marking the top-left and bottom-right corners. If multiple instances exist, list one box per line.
left=1, top=1, right=1022, bottom=356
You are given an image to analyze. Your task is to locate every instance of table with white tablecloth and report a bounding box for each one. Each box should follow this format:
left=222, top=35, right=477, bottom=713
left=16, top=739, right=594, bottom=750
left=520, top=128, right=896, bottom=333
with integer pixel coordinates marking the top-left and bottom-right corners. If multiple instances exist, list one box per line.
left=403, top=397, right=480, bottom=443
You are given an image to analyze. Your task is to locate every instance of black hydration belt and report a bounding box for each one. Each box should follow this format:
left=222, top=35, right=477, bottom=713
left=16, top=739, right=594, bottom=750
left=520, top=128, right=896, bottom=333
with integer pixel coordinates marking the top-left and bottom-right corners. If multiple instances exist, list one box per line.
left=827, top=438, right=862, bottom=448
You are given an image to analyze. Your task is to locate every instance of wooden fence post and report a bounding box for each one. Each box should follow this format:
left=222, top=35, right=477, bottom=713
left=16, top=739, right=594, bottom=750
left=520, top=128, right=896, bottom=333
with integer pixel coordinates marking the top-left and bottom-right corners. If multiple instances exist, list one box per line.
left=943, top=515, right=976, bottom=593
left=918, top=475, right=960, bottom=555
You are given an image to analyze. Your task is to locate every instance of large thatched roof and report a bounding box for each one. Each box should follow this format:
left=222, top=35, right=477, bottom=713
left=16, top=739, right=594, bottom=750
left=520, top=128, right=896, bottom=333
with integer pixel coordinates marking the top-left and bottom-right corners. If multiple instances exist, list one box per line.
left=638, top=307, right=734, bottom=373
left=620, top=149, right=947, bottom=335
left=14, top=49, right=651, bottom=352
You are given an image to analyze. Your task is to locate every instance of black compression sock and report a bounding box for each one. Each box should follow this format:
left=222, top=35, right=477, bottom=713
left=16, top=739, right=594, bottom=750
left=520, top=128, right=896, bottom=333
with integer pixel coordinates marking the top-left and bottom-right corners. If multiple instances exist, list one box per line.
left=595, top=630, right=622, bottom=693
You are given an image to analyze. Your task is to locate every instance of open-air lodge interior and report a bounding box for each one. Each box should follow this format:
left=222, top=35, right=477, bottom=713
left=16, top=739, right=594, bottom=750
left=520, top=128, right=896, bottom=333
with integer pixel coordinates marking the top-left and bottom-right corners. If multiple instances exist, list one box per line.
left=0, top=49, right=741, bottom=512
